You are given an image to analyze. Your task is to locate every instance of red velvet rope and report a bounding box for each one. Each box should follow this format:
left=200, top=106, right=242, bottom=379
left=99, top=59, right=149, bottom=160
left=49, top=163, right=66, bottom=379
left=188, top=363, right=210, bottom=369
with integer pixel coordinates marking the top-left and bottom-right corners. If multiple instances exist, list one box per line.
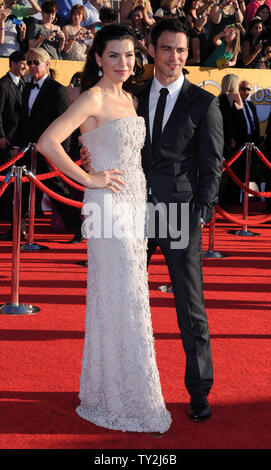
left=0, top=180, right=9, bottom=197
left=215, top=204, right=271, bottom=225
left=222, top=146, right=245, bottom=173
left=45, top=158, right=85, bottom=192
left=223, top=160, right=271, bottom=198
left=25, top=171, right=83, bottom=208
left=0, top=149, right=25, bottom=173
left=254, top=146, right=271, bottom=170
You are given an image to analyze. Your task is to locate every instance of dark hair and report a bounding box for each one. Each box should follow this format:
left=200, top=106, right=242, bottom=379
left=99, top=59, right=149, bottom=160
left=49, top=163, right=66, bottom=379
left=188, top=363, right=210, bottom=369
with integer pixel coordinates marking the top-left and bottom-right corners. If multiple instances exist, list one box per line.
left=256, top=4, right=270, bottom=16
left=41, top=1, right=58, bottom=13
left=99, top=7, right=118, bottom=24
left=128, top=5, right=144, bottom=19
left=151, top=18, right=190, bottom=48
left=9, top=50, right=26, bottom=67
left=81, top=24, right=137, bottom=92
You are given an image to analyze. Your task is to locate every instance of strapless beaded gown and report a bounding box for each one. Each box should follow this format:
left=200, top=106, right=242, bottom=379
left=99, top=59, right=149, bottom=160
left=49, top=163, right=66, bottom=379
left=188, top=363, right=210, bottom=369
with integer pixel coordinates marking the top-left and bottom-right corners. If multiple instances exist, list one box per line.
left=76, top=116, right=171, bottom=433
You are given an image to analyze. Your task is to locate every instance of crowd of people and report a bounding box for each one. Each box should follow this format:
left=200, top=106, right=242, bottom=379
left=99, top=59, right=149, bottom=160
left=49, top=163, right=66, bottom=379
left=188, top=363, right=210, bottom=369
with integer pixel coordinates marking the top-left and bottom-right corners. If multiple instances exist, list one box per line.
left=0, top=0, right=270, bottom=67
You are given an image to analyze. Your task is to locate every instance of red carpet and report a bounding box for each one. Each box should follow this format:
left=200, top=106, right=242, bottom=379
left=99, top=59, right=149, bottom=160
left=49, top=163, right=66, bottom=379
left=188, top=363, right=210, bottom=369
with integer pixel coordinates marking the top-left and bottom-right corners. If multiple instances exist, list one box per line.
left=0, top=205, right=271, bottom=451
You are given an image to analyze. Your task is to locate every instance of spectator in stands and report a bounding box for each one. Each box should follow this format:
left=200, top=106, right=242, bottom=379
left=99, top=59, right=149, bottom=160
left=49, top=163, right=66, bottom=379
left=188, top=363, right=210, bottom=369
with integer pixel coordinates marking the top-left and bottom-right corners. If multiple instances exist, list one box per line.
left=28, top=1, right=65, bottom=60
left=62, top=4, right=93, bottom=60
left=183, top=0, right=210, bottom=64
left=55, top=0, right=83, bottom=27
left=120, top=0, right=154, bottom=26
left=0, top=0, right=34, bottom=56
left=82, top=0, right=101, bottom=27
left=154, top=0, right=185, bottom=20
left=204, top=23, right=241, bottom=67
left=99, top=6, right=118, bottom=26
left=0, top=2, right=11, bottom=46
left=18, top=47, right=84, bottom=242
left=0, top=50, right=26, bottom=232
left=241, top=16, right=267, bottom=68
left=244, top=0, right=271, bottom=27
left=129, top=5, right=152, bottom=63
left=255, top=3, right=271, bottom=34
left=206, top=0, right=243, bottom=61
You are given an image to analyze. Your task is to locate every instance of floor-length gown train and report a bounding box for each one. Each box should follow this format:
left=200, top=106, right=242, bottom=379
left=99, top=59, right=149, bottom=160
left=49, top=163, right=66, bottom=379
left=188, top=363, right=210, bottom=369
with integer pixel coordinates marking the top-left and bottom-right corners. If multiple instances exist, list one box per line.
left=76, top=116, right=171, bottom=433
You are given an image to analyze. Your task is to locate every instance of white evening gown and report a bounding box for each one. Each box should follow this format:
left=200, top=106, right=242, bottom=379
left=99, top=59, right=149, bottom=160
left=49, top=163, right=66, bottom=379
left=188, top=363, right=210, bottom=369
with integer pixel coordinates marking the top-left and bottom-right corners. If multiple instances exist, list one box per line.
left=76, top=116, right=171, bottom=433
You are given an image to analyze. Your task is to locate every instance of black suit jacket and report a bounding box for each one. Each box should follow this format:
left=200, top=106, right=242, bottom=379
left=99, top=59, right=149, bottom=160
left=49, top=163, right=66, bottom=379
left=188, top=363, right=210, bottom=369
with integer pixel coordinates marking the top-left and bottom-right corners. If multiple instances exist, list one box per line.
left=137, top=77, right=224, bottom=224
left=19, top=76, right=70, bottom=172
left=234, top=100, right=260, bottom=148
left=0, top=72, right=23, bottom=145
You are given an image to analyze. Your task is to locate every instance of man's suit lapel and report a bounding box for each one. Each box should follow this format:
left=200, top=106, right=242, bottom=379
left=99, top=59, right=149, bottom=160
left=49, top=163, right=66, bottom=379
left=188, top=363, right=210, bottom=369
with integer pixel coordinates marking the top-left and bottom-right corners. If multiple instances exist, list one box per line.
left=158, top=78, right=194, bottom=155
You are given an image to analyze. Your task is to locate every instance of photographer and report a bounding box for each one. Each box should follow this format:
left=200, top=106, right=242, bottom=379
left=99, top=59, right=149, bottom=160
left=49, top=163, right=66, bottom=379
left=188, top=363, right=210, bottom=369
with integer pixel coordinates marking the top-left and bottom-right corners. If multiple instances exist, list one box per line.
left=242, top=16, right=267, bottom=68
left=28, top=1, right=65, bottom=60
left=129, top=5, right=152, bottom=64
left=62, top=4, right=93, bottom=61
left=205, top=0, right=243, bottom=60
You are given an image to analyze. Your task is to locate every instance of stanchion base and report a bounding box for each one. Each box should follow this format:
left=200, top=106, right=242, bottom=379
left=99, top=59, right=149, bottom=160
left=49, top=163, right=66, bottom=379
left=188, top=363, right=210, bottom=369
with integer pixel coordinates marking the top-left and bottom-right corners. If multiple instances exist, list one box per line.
left=158, top=285, right=173, bottom=293
left=230, top=230, right=260, bottom=236
left=0, top=303, right=40, bottom=315
left=21, top=243, right=49, bottom=252
left=203, top=251, right=229, bottom=258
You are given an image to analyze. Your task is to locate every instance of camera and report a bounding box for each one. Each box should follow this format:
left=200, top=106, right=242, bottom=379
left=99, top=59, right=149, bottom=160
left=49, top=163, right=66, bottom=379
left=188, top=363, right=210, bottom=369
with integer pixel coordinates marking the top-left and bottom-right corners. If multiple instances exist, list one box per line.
left=262, top=39, right=271, bottom=55
left=134, top=29, right=144, bottom=40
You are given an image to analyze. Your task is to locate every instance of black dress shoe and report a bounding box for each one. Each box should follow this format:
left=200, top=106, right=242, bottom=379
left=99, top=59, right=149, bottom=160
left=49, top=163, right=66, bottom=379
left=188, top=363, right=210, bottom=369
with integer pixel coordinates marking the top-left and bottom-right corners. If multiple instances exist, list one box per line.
left=68, top=233, right=85, bottom=244
left=189, top=396, right=212, bottom=422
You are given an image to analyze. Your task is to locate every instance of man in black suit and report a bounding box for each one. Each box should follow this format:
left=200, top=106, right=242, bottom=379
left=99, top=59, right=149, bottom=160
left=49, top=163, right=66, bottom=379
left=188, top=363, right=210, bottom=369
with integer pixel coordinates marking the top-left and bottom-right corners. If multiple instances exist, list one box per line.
left=0, top=50, right=26, bottom=229
left=137, top=19, right=223, bottom=421
left=81, top=19, right=223, bottom=421
left=19, top=47, right=83, bottom=243
left=228, top=80, right=261, bottom=204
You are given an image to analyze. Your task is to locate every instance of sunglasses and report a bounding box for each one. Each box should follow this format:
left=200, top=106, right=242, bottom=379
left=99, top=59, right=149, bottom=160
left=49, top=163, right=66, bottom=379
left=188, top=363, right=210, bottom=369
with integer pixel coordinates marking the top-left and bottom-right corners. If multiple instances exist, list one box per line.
left=240, top=87, right=252, bottom=92
left=26, top=59, right=41, bottom=66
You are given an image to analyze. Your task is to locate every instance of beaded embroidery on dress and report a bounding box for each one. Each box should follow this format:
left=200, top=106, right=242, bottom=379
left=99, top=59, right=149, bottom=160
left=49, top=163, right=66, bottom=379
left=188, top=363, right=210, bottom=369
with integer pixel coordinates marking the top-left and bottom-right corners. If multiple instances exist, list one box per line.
left=76, top=116, right=171, bottom=433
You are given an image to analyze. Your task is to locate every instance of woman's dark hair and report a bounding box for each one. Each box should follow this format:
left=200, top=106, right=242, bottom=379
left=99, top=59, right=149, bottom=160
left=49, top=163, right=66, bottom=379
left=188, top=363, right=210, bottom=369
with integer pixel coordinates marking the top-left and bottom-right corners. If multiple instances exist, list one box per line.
left=151, top=17, right=190, bottom=48
left=256, top=4, right=270, bottom=17
left=99, top=7, right=118, bottom=24
left=81, top=24, right=140, bottom=92
left=41, top=1, right=58, bottom=14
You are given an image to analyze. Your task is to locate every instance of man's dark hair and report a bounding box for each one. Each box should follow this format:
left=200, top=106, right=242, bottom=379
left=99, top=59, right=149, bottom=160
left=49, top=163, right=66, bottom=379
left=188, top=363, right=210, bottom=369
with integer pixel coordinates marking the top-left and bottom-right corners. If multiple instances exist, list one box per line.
left=151, top=18, right=190, bottom=49
left=9, top=50, right=26, bottom=67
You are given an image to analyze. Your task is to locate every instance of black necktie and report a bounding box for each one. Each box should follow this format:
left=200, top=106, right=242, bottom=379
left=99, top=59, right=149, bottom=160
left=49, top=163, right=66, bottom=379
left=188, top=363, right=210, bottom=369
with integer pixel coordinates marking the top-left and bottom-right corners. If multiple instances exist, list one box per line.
left=30, top=82, right=39, bottom=90
left=152, top=87, right=169, bottom=156
left=243, top=100, right=255, bottom=135
left=18, top=79, right=24, bottom=93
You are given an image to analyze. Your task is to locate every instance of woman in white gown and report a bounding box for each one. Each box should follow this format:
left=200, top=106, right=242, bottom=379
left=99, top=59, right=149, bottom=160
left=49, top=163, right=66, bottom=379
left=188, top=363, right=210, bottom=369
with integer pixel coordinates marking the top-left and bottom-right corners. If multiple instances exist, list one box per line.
left=37, top=24, right=171, bottom=433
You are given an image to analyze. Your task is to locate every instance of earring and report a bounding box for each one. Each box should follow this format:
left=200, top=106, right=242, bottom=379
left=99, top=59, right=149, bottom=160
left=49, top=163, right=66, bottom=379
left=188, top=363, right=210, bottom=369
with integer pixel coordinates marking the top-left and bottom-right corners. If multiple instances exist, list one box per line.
left=131, top=71, right=135, bottom=76
left=98, top=67, right=103, bottom=77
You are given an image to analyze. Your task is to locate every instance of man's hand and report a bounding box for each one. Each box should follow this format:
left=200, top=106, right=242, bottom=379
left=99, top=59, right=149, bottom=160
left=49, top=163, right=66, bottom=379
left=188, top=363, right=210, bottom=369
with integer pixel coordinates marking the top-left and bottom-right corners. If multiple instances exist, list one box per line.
left=79, top=143, right=93, bottom=173
left=0, top=137, right=10, bottom=150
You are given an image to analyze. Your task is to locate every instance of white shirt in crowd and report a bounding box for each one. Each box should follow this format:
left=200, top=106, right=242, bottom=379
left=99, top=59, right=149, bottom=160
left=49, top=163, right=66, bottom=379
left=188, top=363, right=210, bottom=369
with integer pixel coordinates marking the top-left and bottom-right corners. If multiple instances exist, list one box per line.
left=28, top=74, right=48, bottom=114
left=149, top=73, right=184, bottom=142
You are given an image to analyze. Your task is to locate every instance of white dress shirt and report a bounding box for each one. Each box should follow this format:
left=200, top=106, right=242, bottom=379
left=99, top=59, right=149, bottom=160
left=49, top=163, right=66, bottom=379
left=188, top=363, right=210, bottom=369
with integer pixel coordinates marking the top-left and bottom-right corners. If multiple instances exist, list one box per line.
left=8, top=71, right=20, bottom=86
left=149, top=73, right=184, bottom=142
left=28, top=74, right=48, bottom=115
